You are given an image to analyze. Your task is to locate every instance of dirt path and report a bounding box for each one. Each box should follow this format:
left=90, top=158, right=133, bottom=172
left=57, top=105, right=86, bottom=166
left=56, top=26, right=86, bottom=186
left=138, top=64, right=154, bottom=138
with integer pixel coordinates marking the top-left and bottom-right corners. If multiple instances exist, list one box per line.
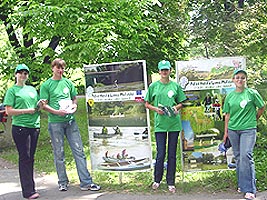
left=0, top=157, right=16, bottom=169
left=0, top=157, right=266, bottom=200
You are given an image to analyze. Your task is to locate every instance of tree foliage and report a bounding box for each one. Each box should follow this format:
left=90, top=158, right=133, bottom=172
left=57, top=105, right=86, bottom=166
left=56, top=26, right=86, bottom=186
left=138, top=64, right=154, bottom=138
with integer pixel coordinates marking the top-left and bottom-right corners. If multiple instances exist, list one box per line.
left=188, top=0, right=267, bottom=77
left=0, top=0, right=189, bottom=87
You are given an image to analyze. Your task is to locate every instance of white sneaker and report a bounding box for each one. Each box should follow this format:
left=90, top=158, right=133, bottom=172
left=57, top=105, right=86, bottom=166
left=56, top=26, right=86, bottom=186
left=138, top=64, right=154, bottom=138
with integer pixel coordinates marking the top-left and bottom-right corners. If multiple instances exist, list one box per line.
left=58, top=184, right=68, bottom=191
left=152, top=182, right=160, bottom=190
left=80, top=183, right=101, bottom=191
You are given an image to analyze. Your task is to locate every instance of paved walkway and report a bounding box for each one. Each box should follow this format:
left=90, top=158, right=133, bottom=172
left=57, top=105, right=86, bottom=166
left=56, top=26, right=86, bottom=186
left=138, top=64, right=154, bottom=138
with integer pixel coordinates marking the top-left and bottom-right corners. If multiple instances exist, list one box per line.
left=0, top=159, right=266, bottom=200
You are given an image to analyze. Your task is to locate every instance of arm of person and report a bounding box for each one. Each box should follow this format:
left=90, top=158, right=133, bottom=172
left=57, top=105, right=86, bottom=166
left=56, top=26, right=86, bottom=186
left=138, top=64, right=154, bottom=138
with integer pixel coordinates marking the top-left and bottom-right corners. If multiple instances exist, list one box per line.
left=256, top=105, right=265, bottom=120
left=145, top=101, right=164, bottom=115
left=223, top=113, right=230, bottom=142
left=172, top=103, right=183, bottom=113
left=43, top=103, right=69, bottom=116
left=5, top=105, right=35, bottom=116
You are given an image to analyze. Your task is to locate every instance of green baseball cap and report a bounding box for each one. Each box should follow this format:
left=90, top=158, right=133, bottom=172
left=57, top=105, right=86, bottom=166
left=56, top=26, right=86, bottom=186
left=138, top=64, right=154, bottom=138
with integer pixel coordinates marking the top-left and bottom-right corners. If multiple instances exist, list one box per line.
left=158, top=60, right=171, bottom=70
left=233, top=69, right=247, bottom=77
left=15, top=64, right=30, bottom=73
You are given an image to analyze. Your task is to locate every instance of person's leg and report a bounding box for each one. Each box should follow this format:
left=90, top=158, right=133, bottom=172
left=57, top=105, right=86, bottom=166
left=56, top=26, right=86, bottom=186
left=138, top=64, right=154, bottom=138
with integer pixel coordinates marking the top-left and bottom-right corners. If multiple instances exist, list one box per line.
left=166, top=131, right=179, bottom=186
left=65, top=120, right=92, bottom=188
left=239, top=129, right=257, bottom=194
left=48, top=122, right=69, bottom=186
left=12, top=126, right=39, bottom=198
left=28, top=128, right=40, bottom=194
left=154, top=132, right=167, bottom=184
left=228, top=129, right=241, bottom=190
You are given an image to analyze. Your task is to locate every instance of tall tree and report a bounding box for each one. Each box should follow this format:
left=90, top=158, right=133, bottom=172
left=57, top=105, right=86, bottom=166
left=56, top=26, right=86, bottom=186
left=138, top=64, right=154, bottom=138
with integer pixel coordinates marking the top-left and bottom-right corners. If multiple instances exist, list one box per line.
left=0, top=0, right=189, bottom=86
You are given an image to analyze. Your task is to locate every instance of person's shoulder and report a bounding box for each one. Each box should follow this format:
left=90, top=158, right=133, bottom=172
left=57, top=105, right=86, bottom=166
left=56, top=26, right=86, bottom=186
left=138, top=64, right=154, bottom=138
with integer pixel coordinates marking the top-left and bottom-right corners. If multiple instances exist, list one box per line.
left=149, top=80, right=160, bottom=87
left=227, top=91, right=234, bottom=96
left=6, top=84, right=21, bottom=93
left=6, top=85, right=16, bottom=91
left=42, top=78, right=53, bottom=85
left=170, top=80, right=179, bottom=86
left=246, top=87, right=258, bottom=93
left=62, top=77, right=74, bottom=84
left=4, top=85, right=17, bottom=101
left=246, top=87, right=262, bottom=98
left=5, top=86, right=14, bottom=96
left=225, top=90, right=235, bottom=99
left=170, top=80, right=183, bottom=89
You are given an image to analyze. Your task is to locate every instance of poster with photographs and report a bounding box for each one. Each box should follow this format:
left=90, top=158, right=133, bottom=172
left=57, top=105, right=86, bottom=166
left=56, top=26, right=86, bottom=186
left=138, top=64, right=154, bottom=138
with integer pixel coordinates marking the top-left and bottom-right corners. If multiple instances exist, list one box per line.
left=176, top=57, right=246, bottom=172
left=84, top=60, right=152, bottom=171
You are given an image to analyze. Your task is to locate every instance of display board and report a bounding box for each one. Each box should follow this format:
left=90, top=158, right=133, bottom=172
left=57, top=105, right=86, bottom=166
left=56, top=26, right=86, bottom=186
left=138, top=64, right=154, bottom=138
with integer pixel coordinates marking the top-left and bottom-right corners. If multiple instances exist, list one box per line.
left=176, top=57, right=246, bottom=172
left=84, top=60, right=152, bottom=171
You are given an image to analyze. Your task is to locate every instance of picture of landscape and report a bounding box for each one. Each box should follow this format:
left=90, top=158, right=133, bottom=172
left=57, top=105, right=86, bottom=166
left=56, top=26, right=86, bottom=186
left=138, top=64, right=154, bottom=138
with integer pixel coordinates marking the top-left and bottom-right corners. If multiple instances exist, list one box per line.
left=176, top=57, right=246, bottom=172
left=84, top=60, right=152, bottom=171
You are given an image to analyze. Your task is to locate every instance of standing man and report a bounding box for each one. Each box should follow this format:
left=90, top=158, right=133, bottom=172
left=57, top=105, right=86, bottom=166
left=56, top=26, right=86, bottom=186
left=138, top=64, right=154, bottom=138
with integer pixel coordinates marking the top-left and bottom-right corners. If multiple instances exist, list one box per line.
left=145, top=60, right=186, bottom=193
left=40, top=58, right=100, bottom=192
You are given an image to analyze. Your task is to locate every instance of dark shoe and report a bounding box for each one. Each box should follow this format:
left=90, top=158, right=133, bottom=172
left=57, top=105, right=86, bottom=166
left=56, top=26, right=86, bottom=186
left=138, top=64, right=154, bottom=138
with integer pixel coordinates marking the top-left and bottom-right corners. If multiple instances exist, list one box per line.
left=80, top=183, right=101, bottom=191
left=58, top=184, right=68, bottom=191
left=28, top=192, right=40, bottom=199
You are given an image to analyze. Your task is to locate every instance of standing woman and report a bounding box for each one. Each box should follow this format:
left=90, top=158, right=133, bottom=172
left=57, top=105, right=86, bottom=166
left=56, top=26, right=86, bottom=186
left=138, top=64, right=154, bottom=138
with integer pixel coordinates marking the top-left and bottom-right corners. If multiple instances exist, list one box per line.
left=145, top=60, right=186, bottom=193
left=4, top=64, right=41, bottom=199
left=223, top=69, right=265, bottom=200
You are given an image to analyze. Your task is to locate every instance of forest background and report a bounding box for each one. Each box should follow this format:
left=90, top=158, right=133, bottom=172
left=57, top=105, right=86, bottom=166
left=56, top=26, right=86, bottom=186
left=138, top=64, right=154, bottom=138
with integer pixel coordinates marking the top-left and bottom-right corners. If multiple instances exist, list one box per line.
left=1, top=0, right=267, bottom=192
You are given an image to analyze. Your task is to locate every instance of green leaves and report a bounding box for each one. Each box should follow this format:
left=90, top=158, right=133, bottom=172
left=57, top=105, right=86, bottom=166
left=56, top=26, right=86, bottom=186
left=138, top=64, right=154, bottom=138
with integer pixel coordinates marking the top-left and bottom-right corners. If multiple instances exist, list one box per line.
left=0, top=0, right=190, bottom=83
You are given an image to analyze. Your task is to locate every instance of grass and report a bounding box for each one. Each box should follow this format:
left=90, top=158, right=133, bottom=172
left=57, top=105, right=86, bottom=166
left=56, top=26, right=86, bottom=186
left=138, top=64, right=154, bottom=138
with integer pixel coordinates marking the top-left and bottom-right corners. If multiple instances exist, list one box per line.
left=0, top=97, right=238, bottom=193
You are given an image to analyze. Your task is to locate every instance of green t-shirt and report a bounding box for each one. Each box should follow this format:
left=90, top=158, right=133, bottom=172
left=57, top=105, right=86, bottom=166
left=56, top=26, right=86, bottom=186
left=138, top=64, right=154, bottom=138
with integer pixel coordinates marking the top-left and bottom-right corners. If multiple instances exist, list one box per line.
left=145, top=80, right=187, bottom=132
left=223, top=88, right=265, bottom=130
left=3, top=85, right=40, bottom=128
left=40, top=78, right=77, bottom=123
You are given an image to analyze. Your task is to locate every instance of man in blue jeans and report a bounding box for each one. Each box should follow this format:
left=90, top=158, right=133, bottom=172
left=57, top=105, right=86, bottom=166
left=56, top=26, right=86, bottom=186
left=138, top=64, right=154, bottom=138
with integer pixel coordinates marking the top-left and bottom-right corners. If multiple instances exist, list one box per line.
left=40, top=58, right=100, bottom=192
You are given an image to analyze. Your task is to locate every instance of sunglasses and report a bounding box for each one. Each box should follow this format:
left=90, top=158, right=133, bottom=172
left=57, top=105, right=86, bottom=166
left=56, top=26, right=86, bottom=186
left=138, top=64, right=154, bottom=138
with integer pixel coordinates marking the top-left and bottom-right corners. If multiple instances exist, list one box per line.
left=17, top=70, right=29, bottom=75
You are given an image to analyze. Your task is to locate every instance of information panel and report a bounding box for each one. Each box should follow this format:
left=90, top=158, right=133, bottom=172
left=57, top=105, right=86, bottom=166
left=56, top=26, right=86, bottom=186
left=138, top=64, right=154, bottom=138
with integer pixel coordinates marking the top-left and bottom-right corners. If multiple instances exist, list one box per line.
left=176, top=57, right=246, bottom=172
left=84, top=60, right=152, bottom=171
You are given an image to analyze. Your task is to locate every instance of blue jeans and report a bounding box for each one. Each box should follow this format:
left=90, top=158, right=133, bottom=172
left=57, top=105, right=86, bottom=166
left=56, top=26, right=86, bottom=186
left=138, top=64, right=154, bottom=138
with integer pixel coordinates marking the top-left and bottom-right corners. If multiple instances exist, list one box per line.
left=48, top=120, right=93, bottom=188
left=154, top=131, right=179, bottom=185
left=228, top=128, right=256, bottom=194
left=12, top=125, right=39, bottom=198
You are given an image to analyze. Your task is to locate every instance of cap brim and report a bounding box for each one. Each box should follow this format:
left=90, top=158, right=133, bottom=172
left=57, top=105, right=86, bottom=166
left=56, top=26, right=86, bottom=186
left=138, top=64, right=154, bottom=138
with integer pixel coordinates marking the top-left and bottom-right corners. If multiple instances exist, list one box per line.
left=233, top=69, right=247, bottom=76
left=159, top=67, right=171, bottom=70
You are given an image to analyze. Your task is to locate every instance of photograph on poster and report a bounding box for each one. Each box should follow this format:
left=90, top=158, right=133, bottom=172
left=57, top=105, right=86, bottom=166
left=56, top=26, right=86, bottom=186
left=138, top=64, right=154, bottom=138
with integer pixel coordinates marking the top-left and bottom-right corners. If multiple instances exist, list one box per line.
left=84, top=60, right=152, bottom=171
left=176, top=57, right=246, bottom=172
left=85, top=62, right=145, bottom=93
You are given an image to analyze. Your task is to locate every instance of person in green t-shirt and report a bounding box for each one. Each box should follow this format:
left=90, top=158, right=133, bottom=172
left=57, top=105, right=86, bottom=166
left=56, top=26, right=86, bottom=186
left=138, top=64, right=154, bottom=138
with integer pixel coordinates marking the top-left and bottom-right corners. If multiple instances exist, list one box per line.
left=145, top=60, right=186, bottom=193
left=3, top=64, right=41, bottom=199
left=40, top=58, right=100, bottom=192
left=223, top=69, right=265, bottom=200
